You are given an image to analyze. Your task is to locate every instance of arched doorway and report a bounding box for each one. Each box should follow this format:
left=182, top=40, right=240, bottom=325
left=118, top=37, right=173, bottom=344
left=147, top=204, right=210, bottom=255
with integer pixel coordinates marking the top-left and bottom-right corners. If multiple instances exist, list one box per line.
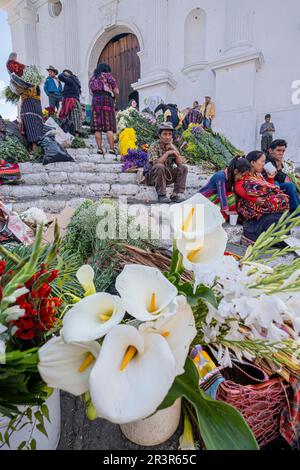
left=98, top=33, right=140, bottom=110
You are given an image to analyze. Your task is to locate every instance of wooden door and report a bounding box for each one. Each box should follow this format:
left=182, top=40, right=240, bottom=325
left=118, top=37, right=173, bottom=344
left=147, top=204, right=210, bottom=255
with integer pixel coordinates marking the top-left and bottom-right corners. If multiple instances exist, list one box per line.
left=99, top=33, right=140, bottom=110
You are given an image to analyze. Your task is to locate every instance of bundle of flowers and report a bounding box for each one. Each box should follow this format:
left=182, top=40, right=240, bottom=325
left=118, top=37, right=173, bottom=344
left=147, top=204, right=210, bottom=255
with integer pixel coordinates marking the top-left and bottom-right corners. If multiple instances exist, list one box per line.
left=117, top=108, right=158, bottom=147
left=122, top=149, right=148, bottom=172
left=21, top=66, right=45, bottom=87
left=119, top=128, right=137, bottom=156
left=0, top=225, right=83, bottom=449
left=284, top=160, right=300, bottom=193
left=182, top=124, right=242, bottom=170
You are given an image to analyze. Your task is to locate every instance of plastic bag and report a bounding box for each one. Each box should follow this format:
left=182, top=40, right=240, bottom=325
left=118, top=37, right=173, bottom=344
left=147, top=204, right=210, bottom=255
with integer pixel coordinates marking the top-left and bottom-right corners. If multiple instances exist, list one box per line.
left=45, top=117, right=74, bottom=147
left=38, top=136, right=75, bottom=166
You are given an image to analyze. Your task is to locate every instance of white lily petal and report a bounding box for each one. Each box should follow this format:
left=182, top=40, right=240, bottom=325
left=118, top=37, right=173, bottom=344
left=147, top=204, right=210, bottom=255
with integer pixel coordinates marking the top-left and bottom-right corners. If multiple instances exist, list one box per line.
left=115, top=265, right=178, bottom=322
left=140, top=296, right=196, bottom=376
left=76, top=265, right=96, bottom=296
left=38, top=336, right=100, bottom=396
left=177, top=226, right=228, bottom=272
left=170, top=193, right=225, bottom=241
left=62, top=293, right=125, bottom=343
left=89, top=325, right=176, bottom=424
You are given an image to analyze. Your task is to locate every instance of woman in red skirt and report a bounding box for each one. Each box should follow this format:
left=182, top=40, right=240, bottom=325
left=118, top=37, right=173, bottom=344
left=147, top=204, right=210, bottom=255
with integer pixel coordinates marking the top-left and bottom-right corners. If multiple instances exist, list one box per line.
left=89, top=63, right=119, bottom=155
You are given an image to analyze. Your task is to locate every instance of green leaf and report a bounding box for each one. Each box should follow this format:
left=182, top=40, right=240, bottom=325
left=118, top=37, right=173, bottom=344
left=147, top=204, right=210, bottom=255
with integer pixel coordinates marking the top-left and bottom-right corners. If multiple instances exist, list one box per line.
left=158, top=358, right=258, bottom=450
left=30, top=439, right=37, bottom=450
left=0, top=431, right=2, bottom=442
left=34, top=410, right=43, bottom=424
left=26, top=408, right=32, bottom=421
left=36, top=422, right=48, bottom=438
left=41, top=404, right=51, bottom=423
left=178, top=283, right=218, bottom=309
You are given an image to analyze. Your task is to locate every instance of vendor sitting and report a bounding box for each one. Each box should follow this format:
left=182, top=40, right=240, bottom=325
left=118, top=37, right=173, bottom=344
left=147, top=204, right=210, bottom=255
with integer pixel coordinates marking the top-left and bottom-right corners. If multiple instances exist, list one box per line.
left=145, top=122, right=188, bottom=203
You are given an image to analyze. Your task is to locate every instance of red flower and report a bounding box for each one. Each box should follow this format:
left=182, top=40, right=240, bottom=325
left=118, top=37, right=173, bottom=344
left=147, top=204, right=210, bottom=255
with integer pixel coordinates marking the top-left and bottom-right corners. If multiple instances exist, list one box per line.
left=37, top=283, right=52, bottom=299
left=47, top=270, right=59, bottom=283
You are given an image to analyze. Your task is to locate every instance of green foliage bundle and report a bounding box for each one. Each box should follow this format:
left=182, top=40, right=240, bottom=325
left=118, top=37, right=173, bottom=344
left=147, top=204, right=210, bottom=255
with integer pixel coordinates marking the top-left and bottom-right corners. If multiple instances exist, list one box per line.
left=71, top=137, right=87, bottom=149
left=182, top=125, right=242, bottom=170
left=0, top=137, right=29, bottom=163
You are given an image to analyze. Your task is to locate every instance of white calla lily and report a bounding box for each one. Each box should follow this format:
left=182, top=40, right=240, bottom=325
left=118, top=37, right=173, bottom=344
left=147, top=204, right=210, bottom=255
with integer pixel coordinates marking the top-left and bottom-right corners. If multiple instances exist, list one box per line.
left=62, top=293, right=125, bottom=343
left=170, top=193, right=225, bottom=241
left=176, top=225, right=228, bottom=272
left=89, top=324, right=176, bottom=424
left=0, top=340, right=6, bottom=365
left=139, top=296, right=196, bottom=375
left=4, top=287, right=29, bottom=304
left=115, top=265, right=178, bottom=321
left=38, top=336, right=100, bottom=396
left=76, top=265, right=96, bottom=297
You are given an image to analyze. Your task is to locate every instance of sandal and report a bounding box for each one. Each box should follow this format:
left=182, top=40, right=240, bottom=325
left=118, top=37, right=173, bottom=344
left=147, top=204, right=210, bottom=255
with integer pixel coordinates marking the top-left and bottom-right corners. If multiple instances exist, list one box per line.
left=97, top=148, right=104, bottom=155
left=108, top=149, right=116, bottom=155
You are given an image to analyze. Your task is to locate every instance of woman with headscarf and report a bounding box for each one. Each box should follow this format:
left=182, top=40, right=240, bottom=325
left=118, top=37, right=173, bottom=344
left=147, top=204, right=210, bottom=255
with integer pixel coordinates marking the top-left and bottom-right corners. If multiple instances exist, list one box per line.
left=6, top=52, right=25, bottom=77
left=89, top=63, right=119, bottom=155
left=58, top=69, right=82, bottom=136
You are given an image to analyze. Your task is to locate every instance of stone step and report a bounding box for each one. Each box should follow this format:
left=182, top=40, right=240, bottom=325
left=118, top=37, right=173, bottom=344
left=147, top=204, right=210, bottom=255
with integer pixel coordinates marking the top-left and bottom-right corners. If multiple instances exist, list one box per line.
left=18, top=171, right=205, bottom=187
left=1, top=180, right=202, bottom=202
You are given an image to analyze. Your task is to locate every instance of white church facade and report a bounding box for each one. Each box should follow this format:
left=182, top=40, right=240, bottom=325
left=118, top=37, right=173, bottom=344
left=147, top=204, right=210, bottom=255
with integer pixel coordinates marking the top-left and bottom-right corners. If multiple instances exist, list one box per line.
left=1, top=0, right=300, bottom=160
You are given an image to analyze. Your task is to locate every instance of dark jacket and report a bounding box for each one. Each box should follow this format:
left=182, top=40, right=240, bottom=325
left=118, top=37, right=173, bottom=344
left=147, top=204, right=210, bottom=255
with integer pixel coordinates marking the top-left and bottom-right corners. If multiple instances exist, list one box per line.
left=58, top=73, right=81, bottom=100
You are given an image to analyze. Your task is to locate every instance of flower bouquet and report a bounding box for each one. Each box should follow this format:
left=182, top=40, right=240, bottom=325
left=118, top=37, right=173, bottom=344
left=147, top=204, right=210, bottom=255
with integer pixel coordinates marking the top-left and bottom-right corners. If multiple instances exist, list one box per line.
left=122, top=149, right=148, bottom=173
left=22, top=66, right=45, bottom=87
left=117, top=108, right=159, bottom=147
left=119, top=128, right=137, bottom=156
left=0, top=224, right=83, bottom=449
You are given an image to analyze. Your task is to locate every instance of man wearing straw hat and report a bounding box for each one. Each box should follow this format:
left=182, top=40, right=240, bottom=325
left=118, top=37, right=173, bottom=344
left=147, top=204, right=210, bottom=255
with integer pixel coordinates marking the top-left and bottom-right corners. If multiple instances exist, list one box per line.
left=200, top=96, right=216, bottom=129
left=44, top=66, right=63, bottom=112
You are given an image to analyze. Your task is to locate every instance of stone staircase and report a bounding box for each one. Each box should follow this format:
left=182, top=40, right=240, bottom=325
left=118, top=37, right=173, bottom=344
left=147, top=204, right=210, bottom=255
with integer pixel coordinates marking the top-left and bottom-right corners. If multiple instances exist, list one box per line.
left=2, top=146, right=209, bottom=214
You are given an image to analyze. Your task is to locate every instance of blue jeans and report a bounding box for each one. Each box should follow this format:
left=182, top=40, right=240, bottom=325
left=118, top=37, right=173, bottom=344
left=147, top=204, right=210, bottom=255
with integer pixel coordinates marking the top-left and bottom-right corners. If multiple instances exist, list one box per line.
left=279, top=182, right=300, bottom=212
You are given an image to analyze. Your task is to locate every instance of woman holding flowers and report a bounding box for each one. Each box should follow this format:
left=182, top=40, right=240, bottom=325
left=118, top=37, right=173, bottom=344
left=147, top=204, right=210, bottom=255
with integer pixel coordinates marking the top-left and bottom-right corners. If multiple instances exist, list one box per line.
left=89, top=63, right=119, bottom=155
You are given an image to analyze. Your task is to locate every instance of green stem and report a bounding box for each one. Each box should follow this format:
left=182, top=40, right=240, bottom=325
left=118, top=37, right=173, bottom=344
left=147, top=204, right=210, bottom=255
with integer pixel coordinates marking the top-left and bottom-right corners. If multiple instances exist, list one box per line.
left=169, top=240, right=179, bottom=274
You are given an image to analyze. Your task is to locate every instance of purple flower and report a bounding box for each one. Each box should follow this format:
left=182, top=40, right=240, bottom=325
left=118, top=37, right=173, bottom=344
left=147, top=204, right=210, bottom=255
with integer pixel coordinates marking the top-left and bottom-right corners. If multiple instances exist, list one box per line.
left=122, top=149, right=149, bottom=172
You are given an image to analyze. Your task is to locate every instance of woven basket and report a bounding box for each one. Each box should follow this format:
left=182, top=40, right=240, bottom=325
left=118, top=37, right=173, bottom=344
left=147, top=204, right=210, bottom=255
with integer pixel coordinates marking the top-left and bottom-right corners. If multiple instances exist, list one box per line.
left=215, top=362, right=292, bottom=448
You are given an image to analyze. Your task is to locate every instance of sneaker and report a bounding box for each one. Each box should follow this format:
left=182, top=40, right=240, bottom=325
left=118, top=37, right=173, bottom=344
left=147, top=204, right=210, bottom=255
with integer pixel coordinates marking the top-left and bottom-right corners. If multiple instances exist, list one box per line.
left=170, top=194, right=186, bottom=203
left=158, top=195, right=171, bottom=204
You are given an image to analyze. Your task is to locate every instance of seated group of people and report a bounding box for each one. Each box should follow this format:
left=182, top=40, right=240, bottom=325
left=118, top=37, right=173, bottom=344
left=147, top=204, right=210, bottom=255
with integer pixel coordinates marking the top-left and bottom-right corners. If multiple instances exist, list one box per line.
left=199, top=139, right=300, bottom=242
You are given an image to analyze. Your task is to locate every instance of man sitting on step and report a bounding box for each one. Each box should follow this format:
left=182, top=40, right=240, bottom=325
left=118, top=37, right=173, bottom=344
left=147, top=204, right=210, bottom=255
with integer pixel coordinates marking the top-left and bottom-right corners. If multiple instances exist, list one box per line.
left=145, top=122, right=188, bottom=203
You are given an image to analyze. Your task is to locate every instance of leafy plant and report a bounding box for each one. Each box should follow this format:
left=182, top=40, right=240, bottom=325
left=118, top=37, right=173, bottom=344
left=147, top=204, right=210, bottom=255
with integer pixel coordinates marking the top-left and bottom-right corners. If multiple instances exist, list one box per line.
left=1, top=86, right=19, bottom=105
left=0, top=137, right=29, bottom=163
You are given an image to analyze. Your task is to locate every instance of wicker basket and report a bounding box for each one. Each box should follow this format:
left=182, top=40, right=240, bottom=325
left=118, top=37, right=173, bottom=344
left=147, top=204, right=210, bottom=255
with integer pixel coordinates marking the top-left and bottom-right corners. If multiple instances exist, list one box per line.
left=215, top=362, right=292, bottom=448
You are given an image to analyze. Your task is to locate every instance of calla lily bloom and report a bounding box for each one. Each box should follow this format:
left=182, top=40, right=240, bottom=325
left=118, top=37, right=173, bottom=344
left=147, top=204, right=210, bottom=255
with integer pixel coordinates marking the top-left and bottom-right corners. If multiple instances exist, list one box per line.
left=176, top=225, right=228, bottom=272
left=115, top=265, right=178, bottom=322
left=170, top=193, right=225, bottom=242
left=62, top=293, right=125, bottom=343
left=139, top=296, right=196, bottom=375
left=89, top=324, right=176, bottom=424
left=76, top=265, right=96, bottom=297
left=38, top=336, right=100, bottom=396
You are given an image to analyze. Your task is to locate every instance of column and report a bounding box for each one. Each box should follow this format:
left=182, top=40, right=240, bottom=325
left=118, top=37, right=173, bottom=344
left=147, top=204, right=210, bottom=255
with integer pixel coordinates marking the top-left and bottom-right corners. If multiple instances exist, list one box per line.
left=63, top=0, right=80, bottom=73
left=20, top=5, right=39, bottom=65
left=150, top=0, right=168, bottom=73
left=225, top=0, right=254, bottom=52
